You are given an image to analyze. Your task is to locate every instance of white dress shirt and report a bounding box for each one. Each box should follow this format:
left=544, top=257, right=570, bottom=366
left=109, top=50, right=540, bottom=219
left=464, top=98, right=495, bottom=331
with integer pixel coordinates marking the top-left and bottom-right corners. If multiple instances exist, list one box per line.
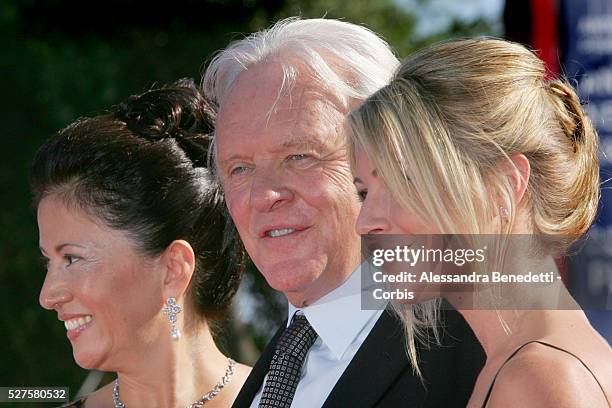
left=250, top=267, right=384, bottom=408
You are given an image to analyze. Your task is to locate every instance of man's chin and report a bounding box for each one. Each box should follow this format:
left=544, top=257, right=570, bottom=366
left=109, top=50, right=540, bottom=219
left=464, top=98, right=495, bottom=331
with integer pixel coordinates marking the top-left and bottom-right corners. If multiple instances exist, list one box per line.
left=264, top=270, right=322, bottom=302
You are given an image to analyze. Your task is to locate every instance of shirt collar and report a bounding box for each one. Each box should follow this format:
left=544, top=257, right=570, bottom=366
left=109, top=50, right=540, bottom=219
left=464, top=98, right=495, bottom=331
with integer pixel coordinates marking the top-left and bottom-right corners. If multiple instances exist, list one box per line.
left=287, top=265, right=381, bottom=360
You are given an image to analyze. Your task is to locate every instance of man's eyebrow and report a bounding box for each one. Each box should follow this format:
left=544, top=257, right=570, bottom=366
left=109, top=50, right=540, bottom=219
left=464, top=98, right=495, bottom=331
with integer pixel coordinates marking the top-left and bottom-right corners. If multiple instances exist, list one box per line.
left=217, top=153, right=250, bottom=165
left=217, top=135, right=328, bottom=165
left=280, top=137, right=326, bottom=151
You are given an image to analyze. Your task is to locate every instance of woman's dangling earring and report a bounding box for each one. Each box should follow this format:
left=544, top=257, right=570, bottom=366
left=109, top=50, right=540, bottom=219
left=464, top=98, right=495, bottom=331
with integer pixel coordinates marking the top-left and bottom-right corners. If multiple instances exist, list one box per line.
left=162, top=297, right=182, bottom=340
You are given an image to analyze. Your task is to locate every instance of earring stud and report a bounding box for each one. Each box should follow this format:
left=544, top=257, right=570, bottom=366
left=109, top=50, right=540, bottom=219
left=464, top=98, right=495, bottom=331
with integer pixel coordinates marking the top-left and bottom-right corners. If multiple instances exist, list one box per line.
left=162, top=297, right=182, bottom=340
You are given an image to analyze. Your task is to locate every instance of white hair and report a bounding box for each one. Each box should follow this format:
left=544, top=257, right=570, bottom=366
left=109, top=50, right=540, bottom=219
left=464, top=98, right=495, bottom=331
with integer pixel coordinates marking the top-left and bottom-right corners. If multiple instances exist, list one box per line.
left=202, top=17, right=400, bottom=109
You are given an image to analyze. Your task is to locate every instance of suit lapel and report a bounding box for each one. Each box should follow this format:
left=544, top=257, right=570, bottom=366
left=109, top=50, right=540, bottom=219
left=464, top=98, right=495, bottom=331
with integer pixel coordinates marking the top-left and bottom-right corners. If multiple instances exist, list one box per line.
left=322, top=311, right=419, bottom=408
left=232, top=325, right=284, bottom=408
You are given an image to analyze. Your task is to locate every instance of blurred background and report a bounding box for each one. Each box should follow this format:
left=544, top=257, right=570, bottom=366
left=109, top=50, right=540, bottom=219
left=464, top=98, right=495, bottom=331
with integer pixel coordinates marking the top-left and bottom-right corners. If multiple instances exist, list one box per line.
left=1, top=0, right=610, bottom=405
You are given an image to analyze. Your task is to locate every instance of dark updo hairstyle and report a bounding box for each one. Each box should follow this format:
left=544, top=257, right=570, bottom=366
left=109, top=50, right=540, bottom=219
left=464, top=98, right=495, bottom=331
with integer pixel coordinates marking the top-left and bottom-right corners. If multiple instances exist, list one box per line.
left=30, top=78, right=243, bottom=322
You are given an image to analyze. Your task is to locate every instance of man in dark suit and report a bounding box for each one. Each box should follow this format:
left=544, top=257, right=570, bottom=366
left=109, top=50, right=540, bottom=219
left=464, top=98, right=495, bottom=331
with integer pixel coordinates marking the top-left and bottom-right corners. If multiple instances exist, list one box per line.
left=203, top=17, right=485, bottom=408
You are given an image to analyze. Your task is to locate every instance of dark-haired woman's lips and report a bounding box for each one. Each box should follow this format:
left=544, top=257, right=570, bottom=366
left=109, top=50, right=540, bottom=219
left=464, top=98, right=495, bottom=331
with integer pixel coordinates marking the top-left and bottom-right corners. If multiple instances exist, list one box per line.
left=60, top=314, right=93, bottom=340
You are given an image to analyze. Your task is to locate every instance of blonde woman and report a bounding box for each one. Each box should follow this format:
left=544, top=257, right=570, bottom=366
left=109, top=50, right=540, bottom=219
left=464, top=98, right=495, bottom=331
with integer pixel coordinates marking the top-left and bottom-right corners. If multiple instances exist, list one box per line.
left=348, top=38, right=612, bottom=407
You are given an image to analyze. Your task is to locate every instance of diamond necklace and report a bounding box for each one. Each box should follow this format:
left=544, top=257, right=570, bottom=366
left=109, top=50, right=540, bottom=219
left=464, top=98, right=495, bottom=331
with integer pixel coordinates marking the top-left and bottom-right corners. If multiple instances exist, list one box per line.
left=112, top=358, right=235, bottom=408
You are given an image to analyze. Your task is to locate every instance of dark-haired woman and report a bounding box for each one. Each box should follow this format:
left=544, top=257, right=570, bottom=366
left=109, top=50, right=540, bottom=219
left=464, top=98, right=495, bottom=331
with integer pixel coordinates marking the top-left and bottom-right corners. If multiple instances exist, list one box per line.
left=32, top=79, right=251, bottom=407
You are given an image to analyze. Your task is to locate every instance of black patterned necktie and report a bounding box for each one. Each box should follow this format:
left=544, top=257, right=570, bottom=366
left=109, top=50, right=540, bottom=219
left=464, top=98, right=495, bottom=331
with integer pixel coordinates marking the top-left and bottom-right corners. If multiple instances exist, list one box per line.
left=258, top=313, right=318, bottom=408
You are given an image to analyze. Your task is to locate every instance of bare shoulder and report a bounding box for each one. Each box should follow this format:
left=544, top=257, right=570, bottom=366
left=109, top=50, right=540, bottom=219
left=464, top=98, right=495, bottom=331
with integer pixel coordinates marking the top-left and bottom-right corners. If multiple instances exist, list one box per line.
left=487, top=342, right=610, bottom=408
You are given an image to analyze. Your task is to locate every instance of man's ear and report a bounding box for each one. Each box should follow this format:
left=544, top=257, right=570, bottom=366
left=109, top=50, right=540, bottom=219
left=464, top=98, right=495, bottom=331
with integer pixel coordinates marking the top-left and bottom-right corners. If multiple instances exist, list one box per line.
left=497, top=153, right=530, bottom=205
left=162, top=240, right=196, bottom=299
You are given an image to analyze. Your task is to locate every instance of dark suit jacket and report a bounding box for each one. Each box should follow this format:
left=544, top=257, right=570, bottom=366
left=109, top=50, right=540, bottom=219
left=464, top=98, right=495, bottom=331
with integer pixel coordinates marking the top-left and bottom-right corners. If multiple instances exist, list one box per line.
left=232, top=307, right=485, bottom=408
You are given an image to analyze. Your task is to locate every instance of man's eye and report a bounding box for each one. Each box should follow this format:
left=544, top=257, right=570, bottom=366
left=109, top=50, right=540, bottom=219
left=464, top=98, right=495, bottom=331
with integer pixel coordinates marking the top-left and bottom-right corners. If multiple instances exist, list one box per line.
left=229, top=165, right=250, bottom=176
left=357, top=190, right=368, bottom=202
left=287, top=154, right=316, bottom=167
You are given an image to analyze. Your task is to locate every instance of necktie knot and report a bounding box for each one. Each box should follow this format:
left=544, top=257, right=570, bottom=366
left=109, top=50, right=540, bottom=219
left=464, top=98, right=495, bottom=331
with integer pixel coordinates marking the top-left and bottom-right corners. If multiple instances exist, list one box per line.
left=275, top=314, right=318, bottom=359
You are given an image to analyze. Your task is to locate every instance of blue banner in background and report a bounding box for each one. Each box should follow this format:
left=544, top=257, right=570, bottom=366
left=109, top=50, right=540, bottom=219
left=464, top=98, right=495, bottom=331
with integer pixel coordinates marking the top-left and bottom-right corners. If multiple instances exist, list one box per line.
left=560, top=0, right=612, bottom=341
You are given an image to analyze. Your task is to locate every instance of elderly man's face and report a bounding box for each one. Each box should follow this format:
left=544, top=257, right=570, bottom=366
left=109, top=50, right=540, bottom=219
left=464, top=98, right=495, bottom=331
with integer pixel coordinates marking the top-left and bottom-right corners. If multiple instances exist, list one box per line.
left=215, top=64, right=362, bottom=306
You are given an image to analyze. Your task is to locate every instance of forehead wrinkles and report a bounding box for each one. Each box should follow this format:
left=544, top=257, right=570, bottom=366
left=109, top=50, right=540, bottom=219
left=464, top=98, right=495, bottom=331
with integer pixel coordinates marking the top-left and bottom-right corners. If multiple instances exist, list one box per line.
left=223, top=82, right=346, bottom=154
left=285, top=85, right=347, bottom=147
left=216, top=70, right=349, bottom=164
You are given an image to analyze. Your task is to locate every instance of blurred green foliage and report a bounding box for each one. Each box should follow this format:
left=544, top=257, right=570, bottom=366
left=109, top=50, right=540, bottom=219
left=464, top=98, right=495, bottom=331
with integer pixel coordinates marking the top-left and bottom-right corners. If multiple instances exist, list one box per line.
left=0, top=0, right=495, bottom=402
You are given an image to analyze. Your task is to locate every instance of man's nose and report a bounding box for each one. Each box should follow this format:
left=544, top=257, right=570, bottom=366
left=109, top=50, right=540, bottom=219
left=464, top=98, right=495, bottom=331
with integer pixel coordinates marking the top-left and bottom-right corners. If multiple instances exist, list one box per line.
left=249, top=167, right=294, bottom=212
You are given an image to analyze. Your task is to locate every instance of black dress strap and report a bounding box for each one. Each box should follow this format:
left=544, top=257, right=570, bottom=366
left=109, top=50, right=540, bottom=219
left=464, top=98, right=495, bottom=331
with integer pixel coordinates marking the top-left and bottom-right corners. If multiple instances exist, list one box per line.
left=482, top=340, right=608, bottom=407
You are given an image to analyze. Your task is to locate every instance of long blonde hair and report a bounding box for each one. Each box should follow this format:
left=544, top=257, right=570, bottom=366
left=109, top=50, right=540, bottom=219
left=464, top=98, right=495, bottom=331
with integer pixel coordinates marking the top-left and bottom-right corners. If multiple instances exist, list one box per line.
left=348, top=37, right=600, bottom=375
